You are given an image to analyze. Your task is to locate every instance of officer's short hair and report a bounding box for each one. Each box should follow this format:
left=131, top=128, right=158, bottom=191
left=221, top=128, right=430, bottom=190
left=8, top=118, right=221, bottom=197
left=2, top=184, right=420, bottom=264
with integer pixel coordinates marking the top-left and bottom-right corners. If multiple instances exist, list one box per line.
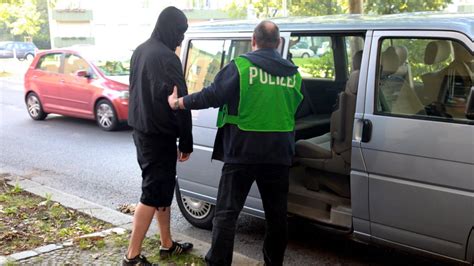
left=254, top=21, right=280, bottom=49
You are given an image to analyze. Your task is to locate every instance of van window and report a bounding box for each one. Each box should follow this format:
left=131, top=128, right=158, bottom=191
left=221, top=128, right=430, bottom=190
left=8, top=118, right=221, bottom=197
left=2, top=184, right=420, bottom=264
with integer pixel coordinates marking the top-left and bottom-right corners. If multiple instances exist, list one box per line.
left=376, top=38, right=473, bottom=123
left=289, top=36, right=335, bottom=80
left=185, top=39, right=252, bottom=93
left=185, top=40, right=225, bottom=93
left=223, top=40, right=251, bottom=65
left=345, top=36, right=365, bottom=74
left=36, top=53, right=62, bottom=73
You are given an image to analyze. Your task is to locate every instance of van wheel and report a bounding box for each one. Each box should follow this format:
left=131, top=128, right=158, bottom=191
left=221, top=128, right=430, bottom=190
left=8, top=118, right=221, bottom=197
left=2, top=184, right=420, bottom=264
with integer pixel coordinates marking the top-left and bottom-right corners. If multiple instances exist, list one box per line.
left=302, top=53, right=310, bottom=58
left=175, top=183, right=214, bottom=230
left=95, top=99, right=118, bottom=131
left=26, top=92, right=47, bottom=120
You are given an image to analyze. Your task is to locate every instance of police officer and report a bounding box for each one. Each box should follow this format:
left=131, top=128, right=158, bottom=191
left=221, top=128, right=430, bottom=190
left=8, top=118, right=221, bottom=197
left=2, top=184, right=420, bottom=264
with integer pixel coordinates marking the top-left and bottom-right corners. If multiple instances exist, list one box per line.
left=168, top=21, right=303, bottom=266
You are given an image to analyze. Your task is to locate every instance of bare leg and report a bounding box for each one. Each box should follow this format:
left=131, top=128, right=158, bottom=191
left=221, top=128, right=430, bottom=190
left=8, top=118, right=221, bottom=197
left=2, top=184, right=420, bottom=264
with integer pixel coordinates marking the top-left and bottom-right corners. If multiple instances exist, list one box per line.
left=126, top=203, right=156, bottom=259
left=155, top=207, right=173, bottom=248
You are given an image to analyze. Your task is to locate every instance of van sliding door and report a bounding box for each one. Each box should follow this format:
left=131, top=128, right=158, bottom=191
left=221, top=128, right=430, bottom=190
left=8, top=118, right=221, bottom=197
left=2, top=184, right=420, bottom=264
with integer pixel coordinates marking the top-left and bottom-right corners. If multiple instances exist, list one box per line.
left=361, top=30, right=474, bottom=261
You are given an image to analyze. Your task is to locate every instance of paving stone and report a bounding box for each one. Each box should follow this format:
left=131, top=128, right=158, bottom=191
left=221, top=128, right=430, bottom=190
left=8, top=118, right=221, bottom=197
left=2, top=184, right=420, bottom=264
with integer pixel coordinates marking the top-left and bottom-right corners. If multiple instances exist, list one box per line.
left=8, top=250, right=38, bottom=260
left=34, top=244, right=63, bottom=254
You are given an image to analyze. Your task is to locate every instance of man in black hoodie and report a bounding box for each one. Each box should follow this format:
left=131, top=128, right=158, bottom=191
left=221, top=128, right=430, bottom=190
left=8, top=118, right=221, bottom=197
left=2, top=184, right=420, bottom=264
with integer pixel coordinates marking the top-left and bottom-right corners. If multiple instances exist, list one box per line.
left=169, top=21, right=303, bottom=266
left=124, top=6, right=193, bottom=266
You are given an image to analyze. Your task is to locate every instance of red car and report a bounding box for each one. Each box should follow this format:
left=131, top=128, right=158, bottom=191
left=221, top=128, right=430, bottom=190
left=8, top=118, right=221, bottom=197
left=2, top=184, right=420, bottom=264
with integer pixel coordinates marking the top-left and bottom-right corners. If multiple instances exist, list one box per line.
left=24, top=48, right=130, bottom=131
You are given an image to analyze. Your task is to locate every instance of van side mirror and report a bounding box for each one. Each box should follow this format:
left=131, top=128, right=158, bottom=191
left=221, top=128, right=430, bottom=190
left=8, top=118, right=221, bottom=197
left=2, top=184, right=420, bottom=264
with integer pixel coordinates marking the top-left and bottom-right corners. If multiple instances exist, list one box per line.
left=466, top=86, right=474, bottom=120
left=76, top=70, right=91, bottom=79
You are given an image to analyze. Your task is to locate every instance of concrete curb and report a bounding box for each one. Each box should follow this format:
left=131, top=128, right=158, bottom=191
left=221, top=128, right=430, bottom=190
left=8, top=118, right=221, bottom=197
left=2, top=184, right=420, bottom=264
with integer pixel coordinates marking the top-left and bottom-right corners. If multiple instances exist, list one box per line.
left=5, top=176, right=261, bottom=265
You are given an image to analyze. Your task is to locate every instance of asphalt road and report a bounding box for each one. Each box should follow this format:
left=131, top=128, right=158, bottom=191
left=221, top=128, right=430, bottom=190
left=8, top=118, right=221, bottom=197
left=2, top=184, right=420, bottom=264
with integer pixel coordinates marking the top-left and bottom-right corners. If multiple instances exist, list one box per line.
left=0, top=79, right=452, bottom=265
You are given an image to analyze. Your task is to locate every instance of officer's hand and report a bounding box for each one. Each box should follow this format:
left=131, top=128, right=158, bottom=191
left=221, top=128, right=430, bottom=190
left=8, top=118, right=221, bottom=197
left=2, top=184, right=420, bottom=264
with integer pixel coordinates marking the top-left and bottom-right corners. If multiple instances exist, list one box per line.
left=168, top=86, right=178, bottom=110
left=177, top=150, right=191, bottom=162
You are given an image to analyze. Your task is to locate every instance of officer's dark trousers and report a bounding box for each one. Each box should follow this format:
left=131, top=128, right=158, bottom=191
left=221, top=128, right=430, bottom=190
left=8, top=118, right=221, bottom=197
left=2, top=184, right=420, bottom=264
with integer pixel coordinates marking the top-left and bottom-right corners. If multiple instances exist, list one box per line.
left=205, top=163, right=290, bottom=266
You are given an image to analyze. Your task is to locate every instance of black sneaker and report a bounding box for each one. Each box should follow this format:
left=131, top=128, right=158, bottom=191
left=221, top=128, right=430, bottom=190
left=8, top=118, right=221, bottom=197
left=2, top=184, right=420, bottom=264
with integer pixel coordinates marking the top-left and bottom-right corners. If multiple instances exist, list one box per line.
left=122, top=254, right=158, bottom=266
left=159, top=241, right=193, bottom=259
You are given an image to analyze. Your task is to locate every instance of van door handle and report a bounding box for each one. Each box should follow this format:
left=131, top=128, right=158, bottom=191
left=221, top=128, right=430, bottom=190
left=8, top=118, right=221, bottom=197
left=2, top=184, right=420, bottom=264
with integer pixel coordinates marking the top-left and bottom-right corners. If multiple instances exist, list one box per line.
left=361, top=119, right=372, bottom=143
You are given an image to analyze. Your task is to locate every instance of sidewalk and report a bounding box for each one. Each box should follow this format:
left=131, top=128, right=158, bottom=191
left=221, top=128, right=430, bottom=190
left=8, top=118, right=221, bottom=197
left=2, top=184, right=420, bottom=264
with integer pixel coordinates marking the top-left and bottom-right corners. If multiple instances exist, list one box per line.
left=1, top=175, right=260, bottom=265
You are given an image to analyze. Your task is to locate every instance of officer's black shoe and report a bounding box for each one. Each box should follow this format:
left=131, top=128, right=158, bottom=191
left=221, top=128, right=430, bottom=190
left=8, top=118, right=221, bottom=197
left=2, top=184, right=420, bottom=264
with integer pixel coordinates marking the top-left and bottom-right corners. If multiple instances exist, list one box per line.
left=122, top=254, right=157, bottom=266
left=159, top=241, right=193, bottom=259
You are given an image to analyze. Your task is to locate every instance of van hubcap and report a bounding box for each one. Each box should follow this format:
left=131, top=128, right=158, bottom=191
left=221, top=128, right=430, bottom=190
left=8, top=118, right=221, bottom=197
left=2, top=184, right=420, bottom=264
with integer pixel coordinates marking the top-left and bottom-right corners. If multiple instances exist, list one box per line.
left=27, top=95, right=40, bottom=117
left=97, top=103, right=114, bottom=128
left=182, top=196, right=212, bottom=219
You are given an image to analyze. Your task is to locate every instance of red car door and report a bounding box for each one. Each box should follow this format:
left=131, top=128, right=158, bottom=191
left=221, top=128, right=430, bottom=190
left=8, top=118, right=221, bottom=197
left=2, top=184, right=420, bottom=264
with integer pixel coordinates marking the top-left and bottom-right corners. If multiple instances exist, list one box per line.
left=30, top=53, right=64, bottom=111
left=61, top=54, right=95, bottom=118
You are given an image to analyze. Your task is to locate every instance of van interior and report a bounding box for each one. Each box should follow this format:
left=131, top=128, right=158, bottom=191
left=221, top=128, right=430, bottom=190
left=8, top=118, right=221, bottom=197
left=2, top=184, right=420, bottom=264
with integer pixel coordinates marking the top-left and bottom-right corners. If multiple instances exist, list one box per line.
left=288, top=32, right=473, bottom=230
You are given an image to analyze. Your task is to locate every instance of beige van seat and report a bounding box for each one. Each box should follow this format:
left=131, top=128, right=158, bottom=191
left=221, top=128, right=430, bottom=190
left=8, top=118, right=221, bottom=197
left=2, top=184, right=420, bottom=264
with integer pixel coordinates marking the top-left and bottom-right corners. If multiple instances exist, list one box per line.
left=295, top=51, right=363, bottom=177
left=378, top=46, right=402, bottom=110
left=443, top=42, right=473, bottom=97
left=393, top=45, right=414, bottom=89
left=419, top=40, right=452, bottom=105
left=377, top=46, right=424, bottom=115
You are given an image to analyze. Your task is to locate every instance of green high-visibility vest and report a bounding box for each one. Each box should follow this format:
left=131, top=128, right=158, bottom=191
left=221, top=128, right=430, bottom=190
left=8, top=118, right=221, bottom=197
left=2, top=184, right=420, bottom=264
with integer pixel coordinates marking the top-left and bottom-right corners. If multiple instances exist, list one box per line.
left=216, top=56, right=303, bottom=132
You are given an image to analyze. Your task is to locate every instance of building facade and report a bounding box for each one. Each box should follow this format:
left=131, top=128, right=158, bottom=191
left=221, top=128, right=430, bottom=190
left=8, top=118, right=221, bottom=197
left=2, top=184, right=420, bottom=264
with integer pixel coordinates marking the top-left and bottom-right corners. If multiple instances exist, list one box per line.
left=48, top=0, right=232, bottom=49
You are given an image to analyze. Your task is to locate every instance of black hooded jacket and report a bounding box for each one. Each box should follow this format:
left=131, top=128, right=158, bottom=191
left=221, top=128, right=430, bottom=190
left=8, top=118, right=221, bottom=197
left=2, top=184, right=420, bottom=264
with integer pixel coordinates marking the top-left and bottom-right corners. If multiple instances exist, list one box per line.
left=183, top=48, right=304, bottom=165
left=128, top=7, right=192, bottom=153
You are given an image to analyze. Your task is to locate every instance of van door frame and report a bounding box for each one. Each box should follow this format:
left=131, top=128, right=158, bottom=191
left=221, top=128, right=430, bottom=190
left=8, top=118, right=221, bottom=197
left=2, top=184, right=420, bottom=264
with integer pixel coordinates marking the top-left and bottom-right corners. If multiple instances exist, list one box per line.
left=351, top=30, right=373, bottom=243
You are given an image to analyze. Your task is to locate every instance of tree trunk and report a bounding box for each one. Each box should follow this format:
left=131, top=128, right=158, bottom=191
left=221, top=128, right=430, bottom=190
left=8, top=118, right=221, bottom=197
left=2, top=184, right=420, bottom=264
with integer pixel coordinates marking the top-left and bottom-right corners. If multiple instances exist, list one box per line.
left=349, top=0, right=363, bottom=14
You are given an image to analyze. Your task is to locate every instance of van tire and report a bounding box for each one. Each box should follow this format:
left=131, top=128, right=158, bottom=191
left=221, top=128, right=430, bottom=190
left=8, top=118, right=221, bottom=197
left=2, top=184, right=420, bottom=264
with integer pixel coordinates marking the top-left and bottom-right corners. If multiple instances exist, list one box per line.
left=175, top=183, right=214, bottom=230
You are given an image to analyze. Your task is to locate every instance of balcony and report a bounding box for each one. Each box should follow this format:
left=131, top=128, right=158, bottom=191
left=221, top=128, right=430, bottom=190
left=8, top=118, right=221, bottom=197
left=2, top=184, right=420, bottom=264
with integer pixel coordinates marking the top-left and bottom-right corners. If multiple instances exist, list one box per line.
left=183, top=9, right=230, bottom=21
left=54, top=37, right=95, bottom=48
left=53, top=9, right=93, bottom=22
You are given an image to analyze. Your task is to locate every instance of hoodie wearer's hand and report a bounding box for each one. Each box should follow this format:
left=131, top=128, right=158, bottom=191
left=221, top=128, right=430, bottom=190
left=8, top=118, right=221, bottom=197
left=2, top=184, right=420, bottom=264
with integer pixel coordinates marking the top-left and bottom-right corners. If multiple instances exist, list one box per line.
left=168, top=86, right=179, bottom=110
left=177, top=149, right=191, bottom=162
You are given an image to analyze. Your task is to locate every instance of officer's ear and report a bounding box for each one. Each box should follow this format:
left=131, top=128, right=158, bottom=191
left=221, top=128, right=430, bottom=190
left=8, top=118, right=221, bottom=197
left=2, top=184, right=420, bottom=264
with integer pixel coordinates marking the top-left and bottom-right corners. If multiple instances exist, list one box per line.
left=251, top=34, right=258, bottom=51
left=275, top=38, right=281, bottom=49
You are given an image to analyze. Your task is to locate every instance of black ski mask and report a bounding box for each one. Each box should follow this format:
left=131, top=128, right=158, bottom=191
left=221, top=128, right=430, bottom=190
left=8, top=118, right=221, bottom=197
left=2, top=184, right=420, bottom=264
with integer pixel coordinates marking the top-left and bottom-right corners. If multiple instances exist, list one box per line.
left=151, top=6, right=188, bottom=51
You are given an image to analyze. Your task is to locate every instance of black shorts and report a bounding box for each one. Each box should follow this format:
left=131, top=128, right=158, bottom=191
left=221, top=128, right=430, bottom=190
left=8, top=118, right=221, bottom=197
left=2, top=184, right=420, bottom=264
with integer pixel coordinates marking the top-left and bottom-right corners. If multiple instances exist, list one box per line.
left=133, top=130, right=177, bottom=208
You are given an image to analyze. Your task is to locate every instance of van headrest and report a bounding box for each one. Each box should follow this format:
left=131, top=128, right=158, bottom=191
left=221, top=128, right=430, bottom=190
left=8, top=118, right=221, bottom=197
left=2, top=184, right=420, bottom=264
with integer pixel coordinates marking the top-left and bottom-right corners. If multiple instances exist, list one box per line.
left=452, top=42, right=471, bottom=63
left=352, top=50, right=363, bottom=71
left=424, top=40, right=451, bottom=65
left=381, top=46, right=400, bottom=76
left=394, top=46, right=408, bottom=66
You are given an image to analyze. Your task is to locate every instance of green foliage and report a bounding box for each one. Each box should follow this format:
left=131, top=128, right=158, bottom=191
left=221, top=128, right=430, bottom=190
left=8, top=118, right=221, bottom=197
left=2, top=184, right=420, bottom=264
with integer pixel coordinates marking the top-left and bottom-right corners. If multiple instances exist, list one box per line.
left=0, top=0, right=50, bottom=48
left=365, top=0, right=453, bottom=14
left=4, top=206, right=18, bottom=215
left=293, top=52, right=336, bottom=80
left=223, top=0, right=452, bottom=18
left=0, top=0, right=43, bottom=36
left=9, top=183, right=22, bottom=194
left=224, top=0, right=248, bottom=19
left=0, top=193, right=9, bottom=202
left=290, top=0, right=348, bottom=16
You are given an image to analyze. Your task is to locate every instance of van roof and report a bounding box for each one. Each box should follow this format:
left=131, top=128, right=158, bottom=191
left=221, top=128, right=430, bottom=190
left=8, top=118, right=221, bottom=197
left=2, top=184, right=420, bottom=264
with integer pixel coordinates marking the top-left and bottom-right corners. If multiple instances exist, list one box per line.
left=188, top=12, right=474, bottom=40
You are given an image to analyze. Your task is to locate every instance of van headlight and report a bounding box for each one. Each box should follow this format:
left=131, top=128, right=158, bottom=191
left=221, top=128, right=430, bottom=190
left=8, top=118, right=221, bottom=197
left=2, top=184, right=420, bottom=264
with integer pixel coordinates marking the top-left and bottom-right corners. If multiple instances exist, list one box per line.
left=119, top=91, right=129, bottom=100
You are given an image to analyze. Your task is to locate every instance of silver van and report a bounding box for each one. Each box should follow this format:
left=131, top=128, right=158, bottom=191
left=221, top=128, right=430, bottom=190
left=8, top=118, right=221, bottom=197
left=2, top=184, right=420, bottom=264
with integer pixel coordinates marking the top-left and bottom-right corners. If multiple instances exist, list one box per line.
left=175, top=13, right=474, bottom=264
